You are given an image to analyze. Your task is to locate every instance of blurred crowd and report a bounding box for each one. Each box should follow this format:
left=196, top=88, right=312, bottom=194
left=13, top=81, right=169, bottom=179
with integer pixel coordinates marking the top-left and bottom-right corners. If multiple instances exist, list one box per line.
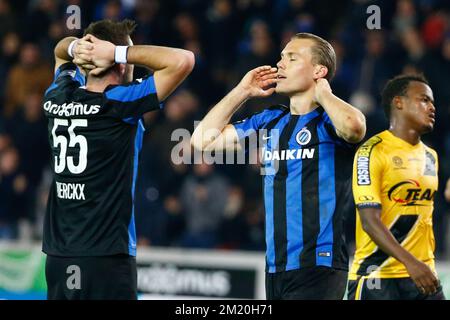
left=0, top=0, right=450, bottom=258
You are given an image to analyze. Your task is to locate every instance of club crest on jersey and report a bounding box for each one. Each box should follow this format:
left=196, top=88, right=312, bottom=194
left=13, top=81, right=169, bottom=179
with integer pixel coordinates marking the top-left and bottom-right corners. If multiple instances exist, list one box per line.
left=392, top=156, right=403, bottom=167
left=296, top=128, right=311, bottom=146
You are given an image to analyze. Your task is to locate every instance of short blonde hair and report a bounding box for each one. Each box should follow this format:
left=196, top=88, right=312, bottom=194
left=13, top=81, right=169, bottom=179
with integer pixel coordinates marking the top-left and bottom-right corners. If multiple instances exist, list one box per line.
left=292, top=33, right=336, bottom=81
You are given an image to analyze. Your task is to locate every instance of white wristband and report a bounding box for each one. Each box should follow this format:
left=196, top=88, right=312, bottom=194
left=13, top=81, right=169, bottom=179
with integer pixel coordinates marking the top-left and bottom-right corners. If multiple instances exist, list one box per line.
left=115, top=46, right=128, bottom=64
left=67, top=39, right=78, bottom=58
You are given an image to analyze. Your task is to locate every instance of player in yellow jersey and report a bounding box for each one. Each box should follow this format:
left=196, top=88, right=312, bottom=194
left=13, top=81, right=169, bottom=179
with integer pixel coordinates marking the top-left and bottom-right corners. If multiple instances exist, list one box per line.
left=347, top=75, right=445, bottom=300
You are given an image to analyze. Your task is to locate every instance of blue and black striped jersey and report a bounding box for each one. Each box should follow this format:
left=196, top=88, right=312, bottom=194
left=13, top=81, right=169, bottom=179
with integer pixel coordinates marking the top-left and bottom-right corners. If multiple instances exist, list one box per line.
left=42, top=62, right=160, bottom=257
left=234, top=105, right=355, bottom=273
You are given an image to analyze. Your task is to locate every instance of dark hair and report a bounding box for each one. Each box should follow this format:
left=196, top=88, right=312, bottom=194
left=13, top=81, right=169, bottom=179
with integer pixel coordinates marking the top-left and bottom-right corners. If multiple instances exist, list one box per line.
left=292, top=33, right=336, bottom=81
left=83, top=19, right=137, bottom=46
left=381, top=74, right=429, bottom=118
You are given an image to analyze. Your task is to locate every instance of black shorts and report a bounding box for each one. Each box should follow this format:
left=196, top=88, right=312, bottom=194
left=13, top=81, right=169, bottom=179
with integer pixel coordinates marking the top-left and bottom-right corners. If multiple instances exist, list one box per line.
left=265, top=266, right=348, bottom=300
left=45, top=254, right=137, bottom=300
left=347, top=277, right=446, bottom=300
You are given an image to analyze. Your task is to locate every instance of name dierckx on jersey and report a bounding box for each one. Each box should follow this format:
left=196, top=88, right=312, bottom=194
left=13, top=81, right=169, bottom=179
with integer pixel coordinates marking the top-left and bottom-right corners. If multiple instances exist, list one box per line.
left=56, top=181, right=86, bottom=200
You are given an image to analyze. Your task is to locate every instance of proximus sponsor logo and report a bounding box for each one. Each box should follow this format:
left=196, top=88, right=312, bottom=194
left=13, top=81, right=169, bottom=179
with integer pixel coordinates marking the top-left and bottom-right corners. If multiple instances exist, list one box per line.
left=43, top=100, right=101, bottom=117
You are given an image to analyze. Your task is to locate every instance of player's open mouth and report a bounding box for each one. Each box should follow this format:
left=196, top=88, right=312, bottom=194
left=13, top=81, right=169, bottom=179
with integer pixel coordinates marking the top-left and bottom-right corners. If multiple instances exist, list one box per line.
left=277, top=75, right=286, bottom=79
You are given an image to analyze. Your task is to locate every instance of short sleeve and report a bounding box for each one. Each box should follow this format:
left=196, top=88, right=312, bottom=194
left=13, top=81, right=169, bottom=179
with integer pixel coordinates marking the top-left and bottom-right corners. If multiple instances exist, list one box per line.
left=352, top=136, right=384, bottom=209
left=104, top=75, right=161, bottom=123
left=45, top=62, right=85, bottom=95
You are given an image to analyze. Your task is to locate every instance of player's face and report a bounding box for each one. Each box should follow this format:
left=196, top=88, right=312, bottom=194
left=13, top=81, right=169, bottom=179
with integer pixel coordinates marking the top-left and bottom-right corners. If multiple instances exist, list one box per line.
left=275, top=39, right=317, bottom=95
left=402, top=81, right=435, bottom=133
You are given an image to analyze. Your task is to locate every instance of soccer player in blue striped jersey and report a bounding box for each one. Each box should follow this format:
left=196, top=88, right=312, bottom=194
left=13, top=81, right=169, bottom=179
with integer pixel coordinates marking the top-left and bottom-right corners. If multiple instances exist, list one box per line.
left=191, top=33, right=366, bottom=299
left=43, top=20, right=194, bottom=300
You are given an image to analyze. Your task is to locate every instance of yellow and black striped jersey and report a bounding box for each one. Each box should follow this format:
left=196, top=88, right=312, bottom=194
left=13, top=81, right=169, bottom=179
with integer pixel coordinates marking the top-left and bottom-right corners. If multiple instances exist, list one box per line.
left=349, top=130, right=438, bottom=280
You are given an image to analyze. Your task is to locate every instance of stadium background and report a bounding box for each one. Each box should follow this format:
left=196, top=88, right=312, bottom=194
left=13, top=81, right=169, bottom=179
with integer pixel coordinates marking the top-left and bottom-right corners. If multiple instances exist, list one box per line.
left=0, top=0, right=449, bottom=299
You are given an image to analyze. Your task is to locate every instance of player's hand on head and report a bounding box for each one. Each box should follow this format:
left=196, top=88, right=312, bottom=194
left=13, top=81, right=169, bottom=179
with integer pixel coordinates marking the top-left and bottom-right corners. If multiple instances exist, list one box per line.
left=73, top=34, right=115, bottom=71
left=71, top=36, right=95, bottom=70
left=239, top=65, right=278, bottom=98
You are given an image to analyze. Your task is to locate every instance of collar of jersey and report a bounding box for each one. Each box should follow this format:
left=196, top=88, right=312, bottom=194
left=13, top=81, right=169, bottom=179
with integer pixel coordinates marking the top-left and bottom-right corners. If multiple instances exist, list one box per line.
left=289, top=106, right=322, bottom=120
left=384, top=130, right=423, bottom=151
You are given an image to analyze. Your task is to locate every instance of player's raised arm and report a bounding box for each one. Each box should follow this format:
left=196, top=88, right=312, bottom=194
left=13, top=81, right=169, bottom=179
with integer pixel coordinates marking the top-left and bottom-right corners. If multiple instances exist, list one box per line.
left=314, top=78, right=366, bottom=143
left=53, top=36, right=95, bottom=73
left=74, top=34, right=194, bottom=101
left=127, top=45, right=195, bottom=101
left=191, top=66, right=278, bottom=152
left=53, top=36, right=78, bottom=72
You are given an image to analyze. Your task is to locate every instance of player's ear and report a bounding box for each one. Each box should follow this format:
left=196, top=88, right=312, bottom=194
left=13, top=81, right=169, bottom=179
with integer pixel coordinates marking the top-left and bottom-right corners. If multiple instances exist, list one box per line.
left=313, top=65, right=328, bottom=80
left=393, top=96, right=404, bottom=111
